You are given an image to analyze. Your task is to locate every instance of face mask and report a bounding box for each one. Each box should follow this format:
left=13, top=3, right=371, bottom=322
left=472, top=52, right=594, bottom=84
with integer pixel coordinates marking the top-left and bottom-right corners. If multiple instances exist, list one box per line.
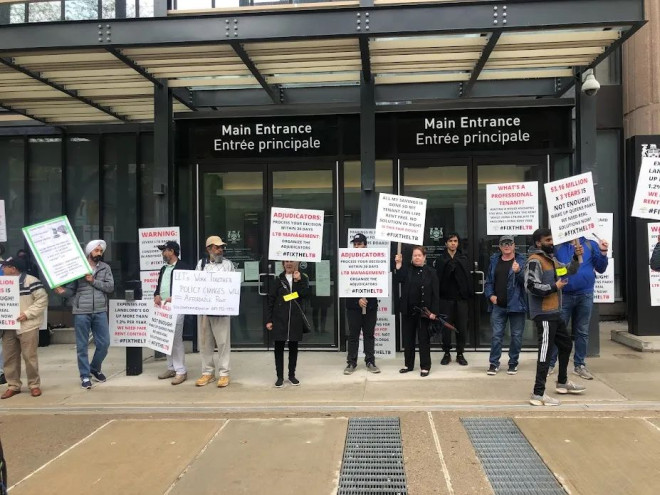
left=541, top=244, right=554, bottom=255
left=92, top=255, right=103, bottom=262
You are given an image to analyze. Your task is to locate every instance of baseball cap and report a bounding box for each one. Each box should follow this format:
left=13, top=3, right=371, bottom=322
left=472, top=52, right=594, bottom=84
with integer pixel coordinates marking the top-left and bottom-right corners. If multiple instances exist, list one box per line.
left=1, top=256, right=26, bottom=272
left=499, top=235, right=515, bottom=244
left=157, top=241, right=180, bottom=253
left=205, top=235, right=227, bottom=247
left=350, top=233, right=368, bottom=245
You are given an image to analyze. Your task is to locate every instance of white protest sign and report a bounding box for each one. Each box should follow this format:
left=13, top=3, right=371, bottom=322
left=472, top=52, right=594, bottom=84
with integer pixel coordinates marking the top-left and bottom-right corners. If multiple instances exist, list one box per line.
left=593, top=261, right=615, bottom=304
left=486, top=181, right=539, bottom=235
left=347, top=228, right=391, bottom=250
left=268, top=207, right=324, bottom=262
left=138, top=227, right=180, bottom=271
left=648, top=223, right=660, bottom=306
left=171, top=270, right=241, bottom=316
left=0, top=276, right=21, bottom=330
left=0, top=200, right=6, bottom=243
left=338, top=248, right=389, bottom=298
left=358, top=315, right=396, bottom=359
left=378, top=274, right=393, bottom=315
left=140, top=270, right=160, bottom=301
left=544, top=172, right=598, bottom=244
left=595, top=213, right=613, bottom=258
left=632, top=157, right=660, bottom=220
left=109, top=299, right=150, bottom=347
left=22, top=216, right=91, bottom=289
left=375, top=193, right=427, bottom=245
left=145, top=304, right=177, bottom=355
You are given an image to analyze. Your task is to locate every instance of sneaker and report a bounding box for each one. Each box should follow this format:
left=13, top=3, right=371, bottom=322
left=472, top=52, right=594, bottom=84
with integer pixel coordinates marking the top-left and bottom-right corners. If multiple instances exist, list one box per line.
left=573, top=365, right=594, bottom=380
left=487, top=364, right=499, bottom=375
left=344, top=364, right=357, bottom=375
left=217, top=376, right=230, bottom=388
left=440, top=353, right=451, bottom=365
left=195, top=374, right=215, bottom=387
left=171, top=373, right=187, bottom=386
left=456, top=354, right=468, bottom=366
left=555, top=380, right=586, bottom=395
left=288, top=375, right=300, bottom=386
left=0, top=373, right=6, bottom=385
left=275, top=377, right=284, bottom=388
left=158, top=370, right=176, bottom=380
left=547, top=366, right=555, bottom=377
left=507, top=365, right=518, bottom=375
left=366, top=363, right=381, bottom=374
left=91, top=370, right=107, bottom=382
left=81, top=378, right=92, bottom=390
left=529, top=393, right=560, bottom=406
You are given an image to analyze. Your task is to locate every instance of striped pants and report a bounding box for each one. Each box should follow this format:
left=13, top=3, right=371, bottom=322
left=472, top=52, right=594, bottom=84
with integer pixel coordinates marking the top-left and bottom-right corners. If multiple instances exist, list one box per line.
left=533, top=317, right=572, bottom=396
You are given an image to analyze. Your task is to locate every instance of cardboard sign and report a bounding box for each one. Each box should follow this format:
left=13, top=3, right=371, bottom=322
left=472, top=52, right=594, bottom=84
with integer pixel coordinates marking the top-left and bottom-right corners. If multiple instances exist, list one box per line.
left=0, top=200, right=6, bottom=243
left=109, top=299, right=150, bottom=347
left=358, top=315, right=396, bottom=359
left=145, top=304, right=177, bottom=355
left=545, top=172, right=598, bottom=244
left=486, top=181, right=539, bottom=235
left=0, top=276, right=20, bottom=330
left=648, top=223, right=660, bottom=306
left=268, top=207, right=324, bottom=262
left=171, top=270, right=242, bottom=316
left=138, top=227, right=181, bottom=271
left=140, top=270, right=160, bottom=301
left=22, top=215, right=92, bottom=289
left=595, top=213, right=613, bottom=258
left=632, top=157, right=660, bottom=220
left=594, top=261, right=615, bottom=304
left=338, top=248, right=389, bottom=298
left=375, top=193, right=427, bottom=245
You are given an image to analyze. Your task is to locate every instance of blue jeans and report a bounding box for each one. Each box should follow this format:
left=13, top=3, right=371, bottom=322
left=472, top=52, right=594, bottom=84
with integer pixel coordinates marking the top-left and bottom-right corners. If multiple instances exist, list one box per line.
left=74, top=312, right=110, bottom=379
left=549, top=292, right=593, bottom=368
left=488, top=305, right=525, bottom=367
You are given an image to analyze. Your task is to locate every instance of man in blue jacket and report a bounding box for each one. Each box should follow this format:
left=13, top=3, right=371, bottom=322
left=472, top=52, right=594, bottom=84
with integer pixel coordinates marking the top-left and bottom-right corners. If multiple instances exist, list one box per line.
left=549, top=236, right=609, bottom=380
left=484, top=235, right=527, bottom=376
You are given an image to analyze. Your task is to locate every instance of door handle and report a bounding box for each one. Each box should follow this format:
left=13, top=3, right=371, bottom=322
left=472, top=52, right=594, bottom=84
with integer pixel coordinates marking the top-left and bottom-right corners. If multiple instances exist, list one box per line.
left=471, top=262, right=485, bottom=295
left=258, top=273, right=277, bottom=296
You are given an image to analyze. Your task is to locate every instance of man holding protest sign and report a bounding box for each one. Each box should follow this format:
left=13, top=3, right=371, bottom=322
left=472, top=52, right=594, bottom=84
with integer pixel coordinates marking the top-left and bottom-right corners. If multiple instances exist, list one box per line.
left=194, top=235, right=235, bottom=388
left=55, top=240, right=114, bottom=390
left=154, top=241, right=190, bottom=385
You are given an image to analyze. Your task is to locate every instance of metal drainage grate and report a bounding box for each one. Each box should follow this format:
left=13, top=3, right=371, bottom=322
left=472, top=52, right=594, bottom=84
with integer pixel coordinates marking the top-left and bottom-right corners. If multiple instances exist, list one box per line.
left=337, top=417, right=408, bottom=495
left=461, top=418, right=566, bottom=495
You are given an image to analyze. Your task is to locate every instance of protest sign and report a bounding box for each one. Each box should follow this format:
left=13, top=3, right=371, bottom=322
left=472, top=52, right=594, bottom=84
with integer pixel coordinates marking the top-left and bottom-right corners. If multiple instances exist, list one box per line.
left=171, top=270, right=241, bottom=316
left=0, top=276, right=20, bottom=330
left=145, top=304, right=177, bottom=355
left=375, top=193, right=427, bottom=245
left=140, top=270, right=160, bottom=301
left=594, top=261, right=615, bottom=304
left=338, top=248, right=389, bottom=298
left=109, top=299, right=150, bottom=347
left=648, top=224, right=660, bottom=306
left=632, top=157, right=660, bottom=220
left=544, top=172, right=598, bottom=244
left=22, top=216, right=91, bottom=289
left=139, top=227, right=180, bottom=271
left=268, top=207, right=324, bottom=262
left=358, top=315, right=396, bottom=359
left=347, top=228, right=391, bottom=250
left=486, top=181, right=539, bottom=235
left=0, top=200, right=6, bottom=243
left=595, top=213, right=614, bottom=258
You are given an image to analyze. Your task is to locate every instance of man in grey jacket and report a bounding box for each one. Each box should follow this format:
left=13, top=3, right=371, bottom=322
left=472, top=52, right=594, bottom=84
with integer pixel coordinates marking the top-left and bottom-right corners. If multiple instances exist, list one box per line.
left=55, top=240, right=114, bottom=389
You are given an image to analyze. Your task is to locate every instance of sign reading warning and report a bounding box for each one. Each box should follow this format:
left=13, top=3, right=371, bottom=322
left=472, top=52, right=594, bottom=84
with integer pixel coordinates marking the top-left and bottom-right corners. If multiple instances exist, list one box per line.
left=139, top=227, right=180, bottom=271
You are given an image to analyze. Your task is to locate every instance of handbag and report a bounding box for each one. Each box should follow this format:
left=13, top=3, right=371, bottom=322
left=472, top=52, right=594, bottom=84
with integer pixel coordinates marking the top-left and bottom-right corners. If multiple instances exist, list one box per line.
left=280, top=278, right=311, bottom=334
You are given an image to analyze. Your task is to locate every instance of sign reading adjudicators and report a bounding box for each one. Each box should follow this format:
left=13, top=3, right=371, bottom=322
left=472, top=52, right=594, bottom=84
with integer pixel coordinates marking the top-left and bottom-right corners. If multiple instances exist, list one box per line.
left=269, top=207, right=324, bottom=261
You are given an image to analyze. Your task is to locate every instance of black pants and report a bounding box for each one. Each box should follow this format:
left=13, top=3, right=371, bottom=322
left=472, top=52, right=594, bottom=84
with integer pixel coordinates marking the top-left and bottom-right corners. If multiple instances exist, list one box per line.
left=533, top=318, right=572, bottom=396
left=274, top=340, right=299, bottom=379
left=439, top=299, right=468, bottom=354
left=346, top=308, right=378, bottom=366
left=402, top=315, right=431, bottom=371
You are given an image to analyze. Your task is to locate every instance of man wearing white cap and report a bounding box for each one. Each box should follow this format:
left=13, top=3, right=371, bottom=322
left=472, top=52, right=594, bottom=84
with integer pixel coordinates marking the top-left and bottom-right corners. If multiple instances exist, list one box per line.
left=195, top=235, right=235, bottom=388
left=55, top=239, right=114, bottom=390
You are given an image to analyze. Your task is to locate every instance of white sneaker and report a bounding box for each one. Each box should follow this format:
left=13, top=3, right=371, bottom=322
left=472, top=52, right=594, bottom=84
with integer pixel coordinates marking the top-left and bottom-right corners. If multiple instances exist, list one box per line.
left=529, top=393, right=561, bottom=406
left=556, top=380, right=585, bottom=394
left=573, top=365, right=594, bottom=380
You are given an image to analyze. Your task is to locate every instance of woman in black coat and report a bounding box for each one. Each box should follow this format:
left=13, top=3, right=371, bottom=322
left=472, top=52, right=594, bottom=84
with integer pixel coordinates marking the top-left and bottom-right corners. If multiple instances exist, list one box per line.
left=394, top=246, right=440, bottom=377
left=265, top=261, right=310, bottom=388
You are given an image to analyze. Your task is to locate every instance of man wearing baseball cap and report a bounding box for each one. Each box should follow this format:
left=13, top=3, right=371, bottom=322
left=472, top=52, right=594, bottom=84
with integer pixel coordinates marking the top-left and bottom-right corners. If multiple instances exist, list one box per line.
left=194, top=235, right=235, bottom=388
left=484, top=236, right=527, bottom=376
left=344, top=233, right=380, bottom=375
left=154, top=241, right=190, bottom=385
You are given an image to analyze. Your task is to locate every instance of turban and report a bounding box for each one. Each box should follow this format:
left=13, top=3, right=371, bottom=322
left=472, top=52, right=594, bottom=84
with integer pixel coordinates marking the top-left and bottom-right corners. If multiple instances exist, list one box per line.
left=85, top=240, right=107, bottom=256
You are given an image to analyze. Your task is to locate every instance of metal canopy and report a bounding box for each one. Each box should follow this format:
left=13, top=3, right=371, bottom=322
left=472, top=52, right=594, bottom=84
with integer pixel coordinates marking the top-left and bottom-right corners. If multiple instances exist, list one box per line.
left=0, top=0, right=645, bottom=125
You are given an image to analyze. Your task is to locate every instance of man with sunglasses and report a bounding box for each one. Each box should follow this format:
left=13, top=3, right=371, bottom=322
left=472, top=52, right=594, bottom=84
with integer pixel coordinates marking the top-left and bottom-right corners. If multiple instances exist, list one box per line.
left=484, top=235, right=527, bottom=376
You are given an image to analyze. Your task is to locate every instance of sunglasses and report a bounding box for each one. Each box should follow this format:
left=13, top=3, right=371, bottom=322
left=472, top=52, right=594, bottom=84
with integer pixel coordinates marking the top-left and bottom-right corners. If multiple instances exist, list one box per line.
left=499, top=241, right=514, bottom=246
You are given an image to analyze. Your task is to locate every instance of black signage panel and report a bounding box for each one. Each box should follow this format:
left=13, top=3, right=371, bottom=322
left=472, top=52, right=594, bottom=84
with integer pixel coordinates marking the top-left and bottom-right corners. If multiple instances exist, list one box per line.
left=397, top=107, right=572, bottom=153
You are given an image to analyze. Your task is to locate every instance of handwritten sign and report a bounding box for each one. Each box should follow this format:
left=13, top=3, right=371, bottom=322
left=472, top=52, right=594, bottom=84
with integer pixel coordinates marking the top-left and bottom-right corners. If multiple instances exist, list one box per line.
left=486, top=181, right=539, bottom=235
left=268, top=207, right=324, bottom=262
left=171, top=270, right=242, bottom=315
left=375, top=193, right=427, bottom=245
left=632, top=157, right=660, bottom=220
left=594, top=261, right=615, bottom=304
left=145, top=304, right=177, bottom=355
left=338, top=248, right=389, bottom=298
left=0, top=276, right=20, bottom=330
left=545, top=172, right=598, bottom=244
left=139, top=227, right=180, bottom=271
left=109, top=300, right=150, bottom=347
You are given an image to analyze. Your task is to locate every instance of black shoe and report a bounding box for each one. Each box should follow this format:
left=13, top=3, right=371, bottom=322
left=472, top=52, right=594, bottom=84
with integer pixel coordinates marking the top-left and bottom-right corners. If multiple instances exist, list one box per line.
left=456, top=354, right=468, bottom=366
left=91, top=370, right=107, bottom=382
left=440, top=353, right=451, bottom=365
left=81, top=378, right=92, bottom=390
left=0, top=373, right=6, bottom=385
left=420, top=370, right=430, bottom=377
left=399, top=368, right=413, bottom=373
left=275, top=377, right=284, bottom=388
left=288, top=375, right=300, bottom=386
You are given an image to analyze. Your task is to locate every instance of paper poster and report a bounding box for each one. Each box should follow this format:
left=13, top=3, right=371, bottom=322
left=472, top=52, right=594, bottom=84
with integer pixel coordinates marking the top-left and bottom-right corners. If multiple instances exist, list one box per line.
left=593, top=261, right=615, bottom=304
left=244, top=261, right=260, bottom=282
left=140, top=270, right=160, bottom=301
left=0, top=276, right=21, bottom=330
left=109, top=299, right=150, bottom=347
left=595, top=213, right=613, bottom=258
left=338, top=248, right=389, bottom=298
left=544, top=172, right=598, bottom=244
left=145, top=304, right=177, bottom=355
left=138, top=227, right=180, bottom=271
left=347, top=228, right=391, bottom=250
left=648, top=223, right=660, bottom=306
left=378, top=274, right=393, bottom=315
left=0, top=200, right=6, bottom=243
left=486, top=181, right=539, bottom=235
left=268, top=207, right=324, bottom=262
left=315, top=259, right=331, bottom=297
left=22, top=216, right=92, bottom=289
left=171, top=270, right=242, bottom=316
left=358, top=315, right=396, bottom=359
left=632, top=157, right=660, bottom=220
left=375, top=193, right=427, bottom=245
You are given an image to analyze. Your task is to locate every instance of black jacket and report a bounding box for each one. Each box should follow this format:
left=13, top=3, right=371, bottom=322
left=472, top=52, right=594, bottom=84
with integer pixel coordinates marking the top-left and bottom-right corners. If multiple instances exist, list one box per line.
left=154, top=259, right=191, bottom=298
left=266, top=272, right=310, bottom=342
left=394, top=263, right=439, bottom=317
left=651, top=243, right=660, bottom=271
left=345, top=297, right=378, bottom=312
left=435, top=251, right=473, bottom=300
